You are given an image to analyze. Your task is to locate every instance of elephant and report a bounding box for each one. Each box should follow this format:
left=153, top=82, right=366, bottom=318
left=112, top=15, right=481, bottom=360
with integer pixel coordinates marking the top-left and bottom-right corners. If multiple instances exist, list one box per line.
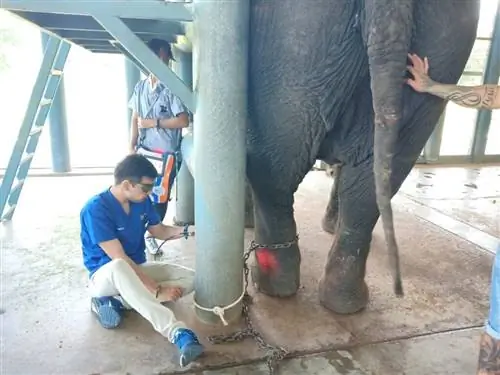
left=244, top=0, right=479, bottom=315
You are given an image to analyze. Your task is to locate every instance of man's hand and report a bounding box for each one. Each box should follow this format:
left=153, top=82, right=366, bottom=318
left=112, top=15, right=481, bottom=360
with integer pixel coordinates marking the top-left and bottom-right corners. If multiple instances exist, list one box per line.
left=156, top=286, right=183, bottom=303
left=406, top=53, right=434, bottom=93
left=138, top=118, right=156, bottom=129
left=148, top=224, right=192, bottom=241
left=98, top=239, right=159, bottom=293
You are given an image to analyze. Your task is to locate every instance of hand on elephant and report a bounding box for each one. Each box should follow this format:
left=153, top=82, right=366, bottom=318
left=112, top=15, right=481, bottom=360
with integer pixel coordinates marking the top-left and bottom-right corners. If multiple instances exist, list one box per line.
left=406, top=53, right=434, bottom=93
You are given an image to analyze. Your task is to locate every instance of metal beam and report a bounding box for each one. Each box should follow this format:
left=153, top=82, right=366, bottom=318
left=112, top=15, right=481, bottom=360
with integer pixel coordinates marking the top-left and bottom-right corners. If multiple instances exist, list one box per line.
left=192, top=0, right=250, bottom=325
left=89, top=49, right=122, bottom=54
left=1, top=1, right=193, bottom=21
left=51, top=30, right=176, bottom=44
left=93, top=14, right=194, bottom=112
left=471, top=1, right=500, bottom=161
left=111, top=42, right=149, bottom=75
left=173, top=48, right=195, bottom=226
left=69, top=39, right=113, bottom=47
left=12, top=11, right=185, bottom=35
left=41, top=32, right=71, bottom=173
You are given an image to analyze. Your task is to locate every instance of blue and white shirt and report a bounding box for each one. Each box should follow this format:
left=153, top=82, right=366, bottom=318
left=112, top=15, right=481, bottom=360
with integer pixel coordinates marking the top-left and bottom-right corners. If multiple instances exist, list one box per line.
left=128, top=78, right=189, bottom=153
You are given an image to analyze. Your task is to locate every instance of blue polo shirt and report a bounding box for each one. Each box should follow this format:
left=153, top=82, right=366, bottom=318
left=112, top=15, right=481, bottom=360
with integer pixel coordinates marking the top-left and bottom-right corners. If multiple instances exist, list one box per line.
left=80, top=188, right=161, bottom=277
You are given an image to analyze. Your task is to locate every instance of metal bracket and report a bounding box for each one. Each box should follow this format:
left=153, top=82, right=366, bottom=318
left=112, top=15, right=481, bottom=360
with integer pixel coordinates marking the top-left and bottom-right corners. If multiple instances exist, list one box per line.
left=92, top=14, right=195, bottom=112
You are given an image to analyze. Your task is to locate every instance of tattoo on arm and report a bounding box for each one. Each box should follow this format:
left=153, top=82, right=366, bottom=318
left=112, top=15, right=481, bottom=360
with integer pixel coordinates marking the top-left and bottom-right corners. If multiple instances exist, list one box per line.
left=477, top=332, right=500, bottom=374
left=428, top=84, right=499, bottom=110
left=483, top=85, right=499, bottom=108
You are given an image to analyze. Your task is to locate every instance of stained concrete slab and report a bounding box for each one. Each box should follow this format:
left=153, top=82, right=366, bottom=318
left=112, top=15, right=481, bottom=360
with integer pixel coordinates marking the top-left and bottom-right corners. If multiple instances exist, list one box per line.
left=0, top=168, right=496, bottom=374
left=193, top=328, right=482, bottom=375
left=400, top=166, right=500, bottom=238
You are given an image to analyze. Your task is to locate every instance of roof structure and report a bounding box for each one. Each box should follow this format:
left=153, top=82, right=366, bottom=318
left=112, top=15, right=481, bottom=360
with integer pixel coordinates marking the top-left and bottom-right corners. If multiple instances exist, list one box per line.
left=1, top=0, right=194, bottom=109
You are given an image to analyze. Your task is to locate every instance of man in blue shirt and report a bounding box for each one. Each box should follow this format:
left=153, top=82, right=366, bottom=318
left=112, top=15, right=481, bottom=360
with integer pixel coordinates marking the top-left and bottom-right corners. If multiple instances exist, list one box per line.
left=80, top=154, right=203, bottom=367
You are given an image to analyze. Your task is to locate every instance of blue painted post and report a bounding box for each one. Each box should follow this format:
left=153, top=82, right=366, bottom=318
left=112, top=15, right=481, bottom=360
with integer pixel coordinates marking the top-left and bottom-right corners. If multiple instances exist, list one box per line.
left=192, top=0, right=249, bottom=324
left=173, top=48, right=195, bottom=226
left=471, top=1, right=500, bottom=161
left=41, top=32, right=71, bottom=173
left=125, top=58, right=141, bottom=135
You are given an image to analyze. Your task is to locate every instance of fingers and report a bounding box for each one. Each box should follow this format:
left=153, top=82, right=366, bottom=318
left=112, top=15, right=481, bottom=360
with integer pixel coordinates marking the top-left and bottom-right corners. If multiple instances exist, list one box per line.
left=167, top=287, right=183, bottom=301
left=407, top=53, right=427, bottom=72
left=172, top=287, right=183, bottom=299
left=156, top=286, right=183, bottom=302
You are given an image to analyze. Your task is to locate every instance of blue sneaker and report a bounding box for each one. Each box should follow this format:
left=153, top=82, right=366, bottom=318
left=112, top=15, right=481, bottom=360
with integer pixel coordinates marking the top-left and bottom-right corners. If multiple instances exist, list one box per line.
left=172, top=328, right=204, bottom=367
left=90, top=296, right=124, bottom=329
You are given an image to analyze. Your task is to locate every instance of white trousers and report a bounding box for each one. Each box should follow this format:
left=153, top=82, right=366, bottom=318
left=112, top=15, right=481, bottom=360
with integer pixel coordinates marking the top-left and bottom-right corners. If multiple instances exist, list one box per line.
left=88, top=258, right=194, bottom=342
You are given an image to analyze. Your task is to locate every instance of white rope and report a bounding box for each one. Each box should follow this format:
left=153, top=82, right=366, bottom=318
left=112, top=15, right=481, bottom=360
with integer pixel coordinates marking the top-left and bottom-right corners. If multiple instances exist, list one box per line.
left=192, top=283, right=246, bottom=326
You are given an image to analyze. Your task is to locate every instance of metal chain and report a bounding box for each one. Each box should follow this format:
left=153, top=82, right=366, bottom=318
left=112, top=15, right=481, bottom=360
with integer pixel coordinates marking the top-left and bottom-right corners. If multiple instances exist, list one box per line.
left=207, top=235, right=299, bottom=375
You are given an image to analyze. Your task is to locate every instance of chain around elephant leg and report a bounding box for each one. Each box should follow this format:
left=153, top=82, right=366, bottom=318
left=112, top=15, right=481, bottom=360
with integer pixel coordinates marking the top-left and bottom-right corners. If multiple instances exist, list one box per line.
left=207, top=237, right=299, bottom=375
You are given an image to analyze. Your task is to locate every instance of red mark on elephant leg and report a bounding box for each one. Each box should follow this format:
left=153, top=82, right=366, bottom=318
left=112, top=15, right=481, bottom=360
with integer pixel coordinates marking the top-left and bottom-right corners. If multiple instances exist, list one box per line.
left=256, top=249, right=278, bottom=274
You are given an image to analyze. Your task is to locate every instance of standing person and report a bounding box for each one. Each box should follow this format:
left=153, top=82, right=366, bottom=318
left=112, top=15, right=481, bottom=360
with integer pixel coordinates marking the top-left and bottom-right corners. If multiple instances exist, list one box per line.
left=80, top=154, right=204, bottom=368
left=407, top=53, right=500, bottom=375
left=128, top=38, right=190, bottom=254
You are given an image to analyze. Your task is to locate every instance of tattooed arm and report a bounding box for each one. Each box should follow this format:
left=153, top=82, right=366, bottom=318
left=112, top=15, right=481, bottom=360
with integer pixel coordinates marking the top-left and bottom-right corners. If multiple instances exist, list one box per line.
left=477, top=332, right=500, bottom=375
left=423, top=83, right=499, bottom=110
left=406, top=53, right=500, bottom=110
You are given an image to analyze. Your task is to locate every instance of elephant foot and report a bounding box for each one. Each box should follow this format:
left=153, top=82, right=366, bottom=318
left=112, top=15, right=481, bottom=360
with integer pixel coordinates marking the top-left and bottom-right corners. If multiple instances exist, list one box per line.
left=321, top=214, right=337, bottom=235
left=318, top=254, right=369, bottom=315
left=250, top=242, right=301, bottom=297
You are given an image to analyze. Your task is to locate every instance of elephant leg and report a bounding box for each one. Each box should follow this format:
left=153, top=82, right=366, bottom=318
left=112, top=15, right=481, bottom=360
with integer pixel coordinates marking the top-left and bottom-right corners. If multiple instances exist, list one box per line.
left=249, top=177, right=302, bottom=297
left=322, top=164, right=342, bottom=234
left=318, top=157, right=377, bottom=314
left=318, top=97, right=448, bottom=314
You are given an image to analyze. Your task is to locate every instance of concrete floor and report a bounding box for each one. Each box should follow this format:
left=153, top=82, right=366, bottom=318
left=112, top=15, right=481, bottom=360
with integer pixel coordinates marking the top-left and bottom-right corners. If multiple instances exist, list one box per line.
left=1, top=165, right=499, bottom=375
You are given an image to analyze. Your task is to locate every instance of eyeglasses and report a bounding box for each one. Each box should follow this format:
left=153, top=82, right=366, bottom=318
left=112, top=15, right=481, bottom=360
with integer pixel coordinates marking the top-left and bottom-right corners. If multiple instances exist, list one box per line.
left=136, top=183, right=154, bottom=193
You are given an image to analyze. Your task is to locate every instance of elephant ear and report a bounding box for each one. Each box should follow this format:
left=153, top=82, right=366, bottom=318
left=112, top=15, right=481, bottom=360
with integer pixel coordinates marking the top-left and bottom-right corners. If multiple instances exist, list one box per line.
left=365, top=0, right=415, bottom=297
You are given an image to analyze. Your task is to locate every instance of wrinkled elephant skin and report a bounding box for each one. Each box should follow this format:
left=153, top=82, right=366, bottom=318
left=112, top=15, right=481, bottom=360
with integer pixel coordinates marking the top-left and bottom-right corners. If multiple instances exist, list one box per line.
left=245, top=0, right=479, bottom=314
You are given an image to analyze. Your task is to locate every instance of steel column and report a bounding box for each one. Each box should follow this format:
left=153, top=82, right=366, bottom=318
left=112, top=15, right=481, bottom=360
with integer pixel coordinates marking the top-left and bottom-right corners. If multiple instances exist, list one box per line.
left=471, top=0, right=500, bottom=161
left=41, top=31, right=71, bottom=173
left=174, top=48, right=195, bottom=226
left=423, top=111, right=445, bottom=163
left=124, top=58, right=141, bottom=134
left=192, top=0, right=249, bottom=324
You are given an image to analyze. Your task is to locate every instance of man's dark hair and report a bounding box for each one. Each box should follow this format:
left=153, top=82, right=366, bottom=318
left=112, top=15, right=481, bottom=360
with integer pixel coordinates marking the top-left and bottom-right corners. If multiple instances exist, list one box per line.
left=114, top=154, right=158, bottom=185
left=147, top=38, right=175, bottom=61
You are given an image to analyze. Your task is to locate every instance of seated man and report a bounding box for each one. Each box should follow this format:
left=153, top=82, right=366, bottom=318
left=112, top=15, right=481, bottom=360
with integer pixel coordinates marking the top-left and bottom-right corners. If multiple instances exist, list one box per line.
left=79, top=154, right=203, bottom=367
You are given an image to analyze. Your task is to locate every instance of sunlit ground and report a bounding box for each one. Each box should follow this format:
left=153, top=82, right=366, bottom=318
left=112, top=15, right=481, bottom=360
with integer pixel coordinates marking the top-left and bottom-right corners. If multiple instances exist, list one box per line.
left=0, top=3, right=499, bottom=172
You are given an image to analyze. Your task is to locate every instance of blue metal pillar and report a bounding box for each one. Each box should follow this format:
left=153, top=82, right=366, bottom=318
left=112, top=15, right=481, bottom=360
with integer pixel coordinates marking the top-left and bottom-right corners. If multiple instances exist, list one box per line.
left=423, top=111, right=445, bottom=163
left=124, top=58, right=141, bottom=134
left=192, top=0, right=249, bottom=324
left=173, top=48, right=195, bottom=226
left=471, top=0, right=500, bottom=162
left=41, top=31, right=71, bottom=173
